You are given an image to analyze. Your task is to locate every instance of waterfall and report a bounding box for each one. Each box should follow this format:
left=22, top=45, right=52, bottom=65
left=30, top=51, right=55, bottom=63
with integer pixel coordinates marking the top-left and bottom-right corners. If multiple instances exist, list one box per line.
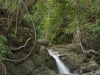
left=48, top=49, right=71, bottom=74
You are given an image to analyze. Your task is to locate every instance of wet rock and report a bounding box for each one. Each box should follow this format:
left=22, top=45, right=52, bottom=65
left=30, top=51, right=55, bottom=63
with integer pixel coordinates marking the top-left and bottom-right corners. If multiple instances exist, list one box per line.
left=80, top=60, right=99, bottom=74
left=51, top=43, right=86, bottom=71
left=82, top=68, right=100, bottom=75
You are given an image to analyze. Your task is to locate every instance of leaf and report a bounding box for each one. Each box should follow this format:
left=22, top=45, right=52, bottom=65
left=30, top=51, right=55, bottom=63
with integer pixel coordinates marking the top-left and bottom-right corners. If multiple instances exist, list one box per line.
left=96, top=19, right=100, bottom=26
left=0, top=35, right=7, bottom=43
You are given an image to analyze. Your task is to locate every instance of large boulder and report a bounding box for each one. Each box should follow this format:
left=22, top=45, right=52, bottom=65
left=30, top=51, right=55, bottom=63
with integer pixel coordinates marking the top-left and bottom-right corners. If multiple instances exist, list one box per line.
left=51, top=43, right=86, bottom=71
left=39, top=46, right=55, bottom=70
left=37, top=39, right=48, bottom=46
left=82, top=68, right=100, bottom=75
left=32, top=54, right=44, bottom=67
left=4, top=60, right=35, bottom=75
left=31, top=66, right=56, bottom=75
left=33, top=43, right=41, bottom=54
left=80, top=60, right=99, bottom=74
left=32, top=47, right=54, bottom=68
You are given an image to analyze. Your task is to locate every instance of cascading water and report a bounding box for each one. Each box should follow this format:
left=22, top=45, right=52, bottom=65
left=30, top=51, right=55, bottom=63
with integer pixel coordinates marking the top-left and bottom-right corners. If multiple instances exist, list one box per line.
left=48, top=49, right=71, bottom=74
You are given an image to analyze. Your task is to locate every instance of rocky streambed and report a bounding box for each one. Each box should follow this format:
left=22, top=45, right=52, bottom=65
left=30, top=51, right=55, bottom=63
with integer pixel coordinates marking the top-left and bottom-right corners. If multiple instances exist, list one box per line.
left=1, top=39, right=100, bottom=75
left=50, top=43, right=100, bottom=75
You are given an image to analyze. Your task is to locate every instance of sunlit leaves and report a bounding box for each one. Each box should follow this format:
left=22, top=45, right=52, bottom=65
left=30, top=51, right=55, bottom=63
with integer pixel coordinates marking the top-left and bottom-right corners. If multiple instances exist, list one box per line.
left=26, top=0, right=100, bottom=43
left=30, top=0, right=62, bottom=39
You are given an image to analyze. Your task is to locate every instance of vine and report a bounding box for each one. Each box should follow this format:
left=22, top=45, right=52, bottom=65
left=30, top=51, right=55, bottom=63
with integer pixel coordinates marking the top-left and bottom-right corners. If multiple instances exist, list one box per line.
left=0, top=0, right=37, bottom=75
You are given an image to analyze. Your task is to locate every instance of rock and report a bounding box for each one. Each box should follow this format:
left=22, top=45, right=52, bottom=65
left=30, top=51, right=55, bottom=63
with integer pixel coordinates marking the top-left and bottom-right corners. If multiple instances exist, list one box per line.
left=37, top=39, right=48, bottom=46
left=19, top=60, right=35, bottom=75
left=39, top=46, right=55, bottom=70
left=66, top=52, right=86, bottom=71
left=82, top=70, right=100, bottom=75
left=82, top=67, right=100, bottom=75
left=95, top=67, right=100, bottom=74
left=32, top=54, right=44, bottom=67
left=51, top=43, right=86, bottom=71
left=82, top=73, right=100, bottom=75
left=31, top=66, right=56, bottom=75
left=80, top=60, right=99, bottom=74
left=7, top=51, right=27, bottom=61
left=67, top=43, right=83, bottom=53
left=39, top=46, right=48, bottom=56
left=33, top=43, right=41, bottom=54
left=4, top=60, right=35, bottom=75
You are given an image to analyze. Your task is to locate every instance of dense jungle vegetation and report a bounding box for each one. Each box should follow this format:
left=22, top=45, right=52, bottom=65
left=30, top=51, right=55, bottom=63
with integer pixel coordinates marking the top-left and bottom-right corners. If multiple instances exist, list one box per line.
left=0, top=0, right=100, bottom=74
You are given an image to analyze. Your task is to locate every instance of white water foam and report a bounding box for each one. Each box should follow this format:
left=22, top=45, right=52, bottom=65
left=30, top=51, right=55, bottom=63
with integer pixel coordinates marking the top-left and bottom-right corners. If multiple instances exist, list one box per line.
left=48, top=49, right=71, bottom=74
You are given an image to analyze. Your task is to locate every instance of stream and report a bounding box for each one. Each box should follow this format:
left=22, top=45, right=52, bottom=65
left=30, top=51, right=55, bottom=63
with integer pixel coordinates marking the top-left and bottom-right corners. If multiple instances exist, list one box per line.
left=48, top=49, right=71, bottom=74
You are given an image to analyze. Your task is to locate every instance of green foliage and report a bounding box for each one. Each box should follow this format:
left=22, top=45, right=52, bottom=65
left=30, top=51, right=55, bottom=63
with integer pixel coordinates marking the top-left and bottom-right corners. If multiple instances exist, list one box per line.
left=0, top=35, right=7, bottom=43
left=1, top=0, right=99, bottom=45
left=64, top=23, right=76, bottom=35
left=83, top=23, right=100, bottom=38
left=11, top=27, right=20, bottom=38
left=0, top=0, right=21, bottom=13
left=24, top=14, right=32, bottom=23
left=25, top=0, right=100, bottom=44
left=0, top=35, right=11, bottom=61
left=29, top=0, right=63, bottom=39
left=97, top=8, right=100, bottom=16
left=96, top=19, right=100, bottom=26
left=11, top=28, right=16, bottom=34
left=17, top=37, right=23, bottom=43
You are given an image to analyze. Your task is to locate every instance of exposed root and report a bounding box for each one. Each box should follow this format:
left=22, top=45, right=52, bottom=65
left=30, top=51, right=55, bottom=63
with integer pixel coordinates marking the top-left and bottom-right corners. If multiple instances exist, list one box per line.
left=0, top=62, right=6, bottom=75
left=10, top=37, right=31, bottom=50
left=0, top=1, right=37, bottom=75
left=73, top=28, right=86, bottom=53
left=90, top=55, right=94, bottom=61
left=0, top=0, right=37, bottom=62
left=73, top=28, right=100, bottom=56
left=1, top=23, right=36, bottom=62
left=84, top=49, right=100, bottom=55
